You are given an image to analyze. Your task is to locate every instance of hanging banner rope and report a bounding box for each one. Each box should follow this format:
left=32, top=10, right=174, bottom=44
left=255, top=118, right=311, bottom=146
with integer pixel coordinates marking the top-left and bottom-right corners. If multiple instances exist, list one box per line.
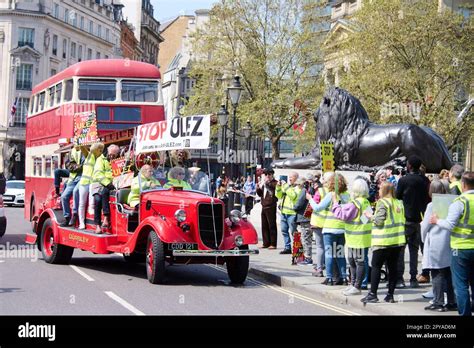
left=136, top=115, right=211, bottom=154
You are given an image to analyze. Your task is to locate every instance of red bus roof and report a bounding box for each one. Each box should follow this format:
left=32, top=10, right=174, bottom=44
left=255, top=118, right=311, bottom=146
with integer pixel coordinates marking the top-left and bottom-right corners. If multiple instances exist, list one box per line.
left=33, top=59, right=161, bottom=93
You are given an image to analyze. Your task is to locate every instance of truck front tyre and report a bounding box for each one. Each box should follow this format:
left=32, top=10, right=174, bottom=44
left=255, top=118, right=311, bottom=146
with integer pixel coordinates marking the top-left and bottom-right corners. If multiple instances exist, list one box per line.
left=41, top=218, right=74, bottom=264
left=225, top=246, right=249, bottom=284
left=146, top=230, right=166, bottom=284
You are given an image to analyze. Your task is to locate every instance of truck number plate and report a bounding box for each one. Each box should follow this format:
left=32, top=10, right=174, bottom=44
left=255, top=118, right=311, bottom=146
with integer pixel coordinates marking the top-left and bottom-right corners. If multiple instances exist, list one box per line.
left=169, top=243, right=198, bottom=251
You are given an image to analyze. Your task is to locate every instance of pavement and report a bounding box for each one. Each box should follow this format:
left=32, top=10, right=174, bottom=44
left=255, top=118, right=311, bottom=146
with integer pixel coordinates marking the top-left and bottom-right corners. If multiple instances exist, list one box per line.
left=246, top=202, right=456, bottom=316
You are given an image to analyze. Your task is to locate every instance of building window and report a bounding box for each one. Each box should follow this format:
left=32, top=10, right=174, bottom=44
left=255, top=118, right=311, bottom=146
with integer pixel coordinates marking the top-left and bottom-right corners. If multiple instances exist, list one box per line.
left=80, top=16, right=84, bottom=30
left=104, top=54, right=109, bottom=59
left=72, top=13, right=77, bottom=27
left=71, top=42, right=76, bottom=58
left=106, top=28, right=109, bottom=41
left=78, top=45, right=83, bottom=62
left=96, top=52, right=101, bottom=59
left=87, top=48, right=92, bottom=60
left=97, top=24, right=102, bottom=38
left=51, top=69, right=57, bottom=76
left=64, top=9, right=69, bottom=23
left=89, top=20, right=93, bottom=34
left=79, top=79, right=116, bottom=101
left=53, top=3, right=59, bottom=18
left=18, top=28, right=35, bottom=48
left=16, top=64, right=33, bottom=90
left=52, top=35, right=58, bottom=55
left=62, top=39, right=67, bottom=59
left=13, top=97, right=29, bottom=127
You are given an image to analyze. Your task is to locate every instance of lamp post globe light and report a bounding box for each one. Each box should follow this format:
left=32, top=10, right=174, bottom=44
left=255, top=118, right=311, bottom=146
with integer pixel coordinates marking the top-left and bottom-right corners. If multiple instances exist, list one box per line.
left=227, top=75, right=244, bottom=181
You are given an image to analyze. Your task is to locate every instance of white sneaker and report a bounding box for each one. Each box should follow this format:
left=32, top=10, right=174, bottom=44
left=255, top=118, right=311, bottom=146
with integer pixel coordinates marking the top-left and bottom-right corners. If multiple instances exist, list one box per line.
left=343, top=285, right=353, bottom=292
left=343, top=286, right=362, bottom=296
left=78, top=223, right=85, bottom=230
left=429, top=299, right=434, bottom=304
left=422, top=290, right=434, bottom=299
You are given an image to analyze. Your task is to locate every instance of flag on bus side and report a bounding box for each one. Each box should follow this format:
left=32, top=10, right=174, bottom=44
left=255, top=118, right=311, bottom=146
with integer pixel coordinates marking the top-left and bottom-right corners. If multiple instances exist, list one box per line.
left=9, top=97, right=18, bottom=126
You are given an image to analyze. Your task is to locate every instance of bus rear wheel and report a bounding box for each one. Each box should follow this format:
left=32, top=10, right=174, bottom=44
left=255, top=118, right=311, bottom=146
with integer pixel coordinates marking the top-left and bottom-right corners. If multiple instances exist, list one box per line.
left=41, top=218, right=74, bottom=264
left=146, top=230, right=166, bottom=284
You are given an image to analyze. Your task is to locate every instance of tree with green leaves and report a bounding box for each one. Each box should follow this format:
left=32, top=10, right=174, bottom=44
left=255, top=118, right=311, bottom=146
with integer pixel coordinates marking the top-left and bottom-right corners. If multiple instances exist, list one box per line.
left=335, top=0, right=473, bottom=152
left=183, top=0, right=328, bottom=159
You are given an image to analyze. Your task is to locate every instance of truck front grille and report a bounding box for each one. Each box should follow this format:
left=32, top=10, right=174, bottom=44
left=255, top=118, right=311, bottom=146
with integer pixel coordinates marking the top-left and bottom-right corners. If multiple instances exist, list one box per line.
left=198, top=203, right=224, bottom=249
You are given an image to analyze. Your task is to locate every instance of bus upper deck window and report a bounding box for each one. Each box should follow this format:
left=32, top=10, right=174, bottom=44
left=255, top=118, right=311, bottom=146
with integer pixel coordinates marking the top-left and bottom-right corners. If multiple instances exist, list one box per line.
left=79, top=79, right=116, bottom=101
left=38, top=92, right=46, bottom=112
left=121, top=80, right=158, bottom=102
left=64, top=79, right=73, bottom=102
left=55, top=82, right=62, bottom=104
left=48, top=87, right=55, bottom=107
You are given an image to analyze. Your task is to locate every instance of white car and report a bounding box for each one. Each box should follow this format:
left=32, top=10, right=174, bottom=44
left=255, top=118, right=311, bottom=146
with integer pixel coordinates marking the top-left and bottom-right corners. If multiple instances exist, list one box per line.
left=3, top=180, right=25, bottom=207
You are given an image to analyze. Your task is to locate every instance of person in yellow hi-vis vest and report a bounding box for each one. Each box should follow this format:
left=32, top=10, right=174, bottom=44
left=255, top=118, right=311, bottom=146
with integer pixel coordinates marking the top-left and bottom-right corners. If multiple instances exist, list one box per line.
left=362, top=182, right=406, bottom=304
left=306, top=173, right=350, bottom=286
left=59, top=146, right=84, bottom=227
left=91, top=144, right=120, bottom=234
left=430, top=172, right=474, bottom=316
left=309, top=171, right=333, bottom=277
left=331, top=178, right=372, bottom=296
left=76, top=143, right=103, bottom=230
left=448, top=164, right=464, bottom=195
left=128, top=164, right=161, bottom=208
left=275, top=172, right=301, bottom=254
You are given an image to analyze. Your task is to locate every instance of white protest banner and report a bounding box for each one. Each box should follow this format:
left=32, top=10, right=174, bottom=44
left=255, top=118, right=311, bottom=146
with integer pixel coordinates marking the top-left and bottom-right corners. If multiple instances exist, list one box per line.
left=136, top=115, right=211, bottom=154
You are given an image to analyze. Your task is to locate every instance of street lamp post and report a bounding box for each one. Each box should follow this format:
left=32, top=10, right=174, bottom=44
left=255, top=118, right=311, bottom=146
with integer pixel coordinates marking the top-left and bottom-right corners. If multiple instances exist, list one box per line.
left=242, top=119, right=252, bottom=176
left=227, top=75, right=243, bottom=181
left=217, top=104, right=229, bottom=175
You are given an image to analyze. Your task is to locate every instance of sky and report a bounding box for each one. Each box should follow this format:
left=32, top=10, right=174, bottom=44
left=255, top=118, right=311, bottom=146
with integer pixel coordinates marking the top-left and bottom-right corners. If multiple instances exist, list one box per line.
left=151, top=0, right=217, bottom=22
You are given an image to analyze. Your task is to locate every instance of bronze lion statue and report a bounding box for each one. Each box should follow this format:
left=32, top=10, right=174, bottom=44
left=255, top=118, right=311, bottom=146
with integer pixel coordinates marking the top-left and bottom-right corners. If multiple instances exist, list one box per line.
left=273, top=87, right=452, bottom=173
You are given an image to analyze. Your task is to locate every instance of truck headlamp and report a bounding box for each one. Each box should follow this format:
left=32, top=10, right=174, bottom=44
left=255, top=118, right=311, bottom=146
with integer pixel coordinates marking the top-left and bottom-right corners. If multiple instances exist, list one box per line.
left=174, top=209, right=186, bottom=223
left=229, top=210, right=242, bottom=224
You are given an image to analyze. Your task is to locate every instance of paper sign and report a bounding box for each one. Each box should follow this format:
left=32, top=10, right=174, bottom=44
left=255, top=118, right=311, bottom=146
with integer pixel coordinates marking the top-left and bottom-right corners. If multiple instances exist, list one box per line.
left=74, top=112, right=98, bottom=145
left=136, top=115, right=211, bottom=154
left=113, top=172, right=134, bottom=189
left=320, top=141, right=335, bottom=173
left=110, top=157, right=132, bottom=178
left=432, top=194, right=458, bottom=219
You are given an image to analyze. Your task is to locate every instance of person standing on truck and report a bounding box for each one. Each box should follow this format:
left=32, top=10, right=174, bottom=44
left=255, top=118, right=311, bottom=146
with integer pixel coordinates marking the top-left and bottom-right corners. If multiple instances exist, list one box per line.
left=92, top=144, right=120, bottom=234
left=128, top=164, right=161, bottom=208
left=60, top=145, right=84, bottom=227
left=77, top=143, right=103, bottom=230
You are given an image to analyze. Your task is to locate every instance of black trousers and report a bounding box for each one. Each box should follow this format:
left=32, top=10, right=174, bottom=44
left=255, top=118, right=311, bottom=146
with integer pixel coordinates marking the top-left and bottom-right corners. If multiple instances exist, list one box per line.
left=348, top=247, right=367, bottom=289
left=244, top=197, right=254, bottom=215
left=371, top=246, right=403, bottom=295
left=94, top=187, right=111, bottom=225
left=261, top=206, right=277, bottom=247
left=397, top=223, right=421, bottom=281
left=431, top=267, right=456, bottom=306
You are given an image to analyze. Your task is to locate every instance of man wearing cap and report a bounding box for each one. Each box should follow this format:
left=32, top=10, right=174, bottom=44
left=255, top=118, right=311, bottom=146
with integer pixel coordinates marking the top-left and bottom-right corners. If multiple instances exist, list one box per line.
left=256, top=169, right=279, bottom=249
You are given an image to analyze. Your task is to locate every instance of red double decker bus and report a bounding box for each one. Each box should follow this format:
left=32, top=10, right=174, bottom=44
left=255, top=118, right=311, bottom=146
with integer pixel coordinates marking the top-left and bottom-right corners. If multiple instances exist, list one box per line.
left=25, top=59, right=165, bottom=222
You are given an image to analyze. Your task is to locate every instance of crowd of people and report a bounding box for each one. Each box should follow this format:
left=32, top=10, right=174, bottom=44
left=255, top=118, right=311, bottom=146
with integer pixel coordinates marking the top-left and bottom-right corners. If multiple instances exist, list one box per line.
left=253, top=156, right=474, bottom=316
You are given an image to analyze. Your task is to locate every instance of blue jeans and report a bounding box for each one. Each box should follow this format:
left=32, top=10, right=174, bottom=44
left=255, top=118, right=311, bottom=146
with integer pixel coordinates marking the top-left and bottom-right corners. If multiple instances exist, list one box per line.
left=54, top=168, right=70, bottom=189
left=323, top=233, right=347, bottom=280
left=61, top=176, right=81, bottom=219
left=280, top=214, right=296, bottom=250
left=451, top=249, right=474, bottom=316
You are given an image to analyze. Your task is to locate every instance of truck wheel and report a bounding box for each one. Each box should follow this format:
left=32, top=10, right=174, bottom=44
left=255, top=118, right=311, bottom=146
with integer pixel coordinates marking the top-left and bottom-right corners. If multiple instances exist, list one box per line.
left=41, top=218, right=74, bottom=264
left=225, top=246, right=249, bottom=284
left=146, top=230, right=166, bottom=284
left=123, top=252, right=145, bottom=263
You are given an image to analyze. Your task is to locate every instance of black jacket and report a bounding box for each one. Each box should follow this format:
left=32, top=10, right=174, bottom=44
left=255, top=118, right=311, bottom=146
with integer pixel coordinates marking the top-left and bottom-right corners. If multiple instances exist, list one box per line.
left=396, top=171, right=430, bottom=223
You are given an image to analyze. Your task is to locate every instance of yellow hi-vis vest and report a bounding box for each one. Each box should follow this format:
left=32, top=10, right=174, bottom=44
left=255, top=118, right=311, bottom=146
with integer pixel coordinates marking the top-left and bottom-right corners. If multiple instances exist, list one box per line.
left=372, top=198, right=406, bottom=247
left=345, top=197, right=372, bottom=249
left=276, top=183, right=301, bottom=215
left=449, top=181, right=462, bottom=194
left=323, top=191, right=349, bottom=230
left=451, top=193, right=474, bottom=250
left=128, top=174, right=161, bottom=208
left=68, top=148, right=82, bottom=181
left=310, top=187, right=328, bottom=228
left=79, top=153, right=96, bottom=185
left=92, top=154, right=113, bottom=187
